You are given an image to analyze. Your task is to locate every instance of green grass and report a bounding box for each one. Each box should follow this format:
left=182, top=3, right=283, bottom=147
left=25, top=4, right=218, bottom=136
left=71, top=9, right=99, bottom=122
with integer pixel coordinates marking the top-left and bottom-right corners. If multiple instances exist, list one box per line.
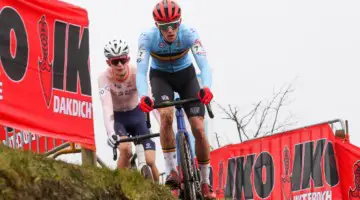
left=0, top=144, right=175, bottom=200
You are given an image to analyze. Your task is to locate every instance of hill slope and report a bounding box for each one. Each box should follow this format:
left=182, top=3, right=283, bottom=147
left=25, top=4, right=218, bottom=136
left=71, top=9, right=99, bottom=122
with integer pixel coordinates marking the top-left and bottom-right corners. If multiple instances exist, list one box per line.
left=0, top=144, right=174, bottom=200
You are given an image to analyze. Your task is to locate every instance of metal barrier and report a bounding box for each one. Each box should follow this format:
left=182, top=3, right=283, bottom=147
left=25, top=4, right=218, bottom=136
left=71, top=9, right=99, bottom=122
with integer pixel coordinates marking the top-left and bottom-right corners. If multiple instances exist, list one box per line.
left=242, top=118, right=349, bottom=143
left=1, top=126, right=109, bottom=169
left=273, top=118, right=347, bottom=135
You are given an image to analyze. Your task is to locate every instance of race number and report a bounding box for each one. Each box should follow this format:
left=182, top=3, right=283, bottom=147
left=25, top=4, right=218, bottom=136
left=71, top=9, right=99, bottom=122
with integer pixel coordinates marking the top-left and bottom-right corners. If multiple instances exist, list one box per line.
left=191, top=39, right=206, bottom=56
left=137, top=48, right=146, bottom=63
left=99, top=84, right=110, bottom=96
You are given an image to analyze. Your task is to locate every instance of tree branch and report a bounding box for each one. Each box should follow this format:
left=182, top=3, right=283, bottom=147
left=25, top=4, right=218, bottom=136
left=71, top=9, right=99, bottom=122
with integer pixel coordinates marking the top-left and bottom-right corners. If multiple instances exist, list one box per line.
left=270, top=83, right=294, bottom=133
left=216, top=80, right=297, bottom=142
left=239, top=101, right=261, bottom=140
left=254, top=92, right=279, bottom=138
left=241, top=101, right=261, bottom=128
left=216, top=102, right=243, bottom=142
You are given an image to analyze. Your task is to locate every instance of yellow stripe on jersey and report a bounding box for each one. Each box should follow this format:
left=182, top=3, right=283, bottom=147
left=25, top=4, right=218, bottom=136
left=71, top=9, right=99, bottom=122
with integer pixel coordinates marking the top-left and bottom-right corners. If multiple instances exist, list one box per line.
left=150, top=48, right=190, bottom=61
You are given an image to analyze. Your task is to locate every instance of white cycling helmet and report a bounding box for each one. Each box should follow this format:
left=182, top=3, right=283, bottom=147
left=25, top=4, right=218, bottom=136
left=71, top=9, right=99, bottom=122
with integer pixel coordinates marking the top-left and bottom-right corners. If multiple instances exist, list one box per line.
left=104, top=39, right=129, bottom=58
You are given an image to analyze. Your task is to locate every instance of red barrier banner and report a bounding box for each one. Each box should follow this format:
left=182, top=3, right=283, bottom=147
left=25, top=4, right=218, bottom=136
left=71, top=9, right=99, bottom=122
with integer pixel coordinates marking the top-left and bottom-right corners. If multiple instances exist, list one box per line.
left=0, top=0, right=95, bottom=150
left=209, top=123, right=345, bottom=199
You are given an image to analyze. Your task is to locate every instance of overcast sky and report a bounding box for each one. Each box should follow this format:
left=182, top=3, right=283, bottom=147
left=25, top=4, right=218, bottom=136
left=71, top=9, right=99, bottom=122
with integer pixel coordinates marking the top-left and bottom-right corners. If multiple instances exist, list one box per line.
left=58, top=0, right=360, bottom=174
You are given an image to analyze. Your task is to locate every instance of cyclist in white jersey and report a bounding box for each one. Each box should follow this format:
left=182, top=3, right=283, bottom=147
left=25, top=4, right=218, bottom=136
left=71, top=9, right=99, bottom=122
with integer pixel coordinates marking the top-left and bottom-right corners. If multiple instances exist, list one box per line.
left=98, top=39, right=159, bottom=182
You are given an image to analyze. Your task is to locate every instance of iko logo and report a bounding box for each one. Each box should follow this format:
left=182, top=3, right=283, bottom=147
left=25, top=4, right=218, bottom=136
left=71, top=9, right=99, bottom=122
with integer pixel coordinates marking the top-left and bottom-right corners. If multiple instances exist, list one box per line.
left=0, top=8, right=92, bottom=119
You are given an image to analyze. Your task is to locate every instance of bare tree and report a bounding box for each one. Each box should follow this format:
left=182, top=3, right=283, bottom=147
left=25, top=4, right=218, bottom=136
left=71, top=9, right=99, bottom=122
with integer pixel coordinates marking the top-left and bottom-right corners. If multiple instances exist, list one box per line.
left=216, top=82, right=298, bottom=143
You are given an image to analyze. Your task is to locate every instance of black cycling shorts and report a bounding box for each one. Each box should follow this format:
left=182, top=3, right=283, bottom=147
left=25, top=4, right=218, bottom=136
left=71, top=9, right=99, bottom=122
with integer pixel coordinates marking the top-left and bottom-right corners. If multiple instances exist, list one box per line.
left=149, top=64, right=205, bottom=118
left=114, top=106, right=155, bottom=151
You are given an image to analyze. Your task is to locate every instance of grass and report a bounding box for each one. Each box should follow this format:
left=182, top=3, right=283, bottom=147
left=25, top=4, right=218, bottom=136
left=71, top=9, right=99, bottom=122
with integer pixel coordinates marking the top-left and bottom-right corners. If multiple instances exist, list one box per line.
left=0, top=144, right=175, bottom=200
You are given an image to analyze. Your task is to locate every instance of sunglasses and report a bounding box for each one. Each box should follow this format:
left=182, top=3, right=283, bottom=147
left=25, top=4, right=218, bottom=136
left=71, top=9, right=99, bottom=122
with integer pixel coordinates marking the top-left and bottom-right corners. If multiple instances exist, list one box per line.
left=157, top=20, right=181, bottom=31
left=109, top=56, right=130, bottom=65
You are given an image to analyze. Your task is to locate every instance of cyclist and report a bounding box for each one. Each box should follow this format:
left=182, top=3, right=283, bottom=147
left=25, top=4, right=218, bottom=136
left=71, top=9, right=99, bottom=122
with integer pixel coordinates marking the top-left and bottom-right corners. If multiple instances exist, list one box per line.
left=136, top=0, right=215, bottom=198
left=98, top=39, right=159, bottom=182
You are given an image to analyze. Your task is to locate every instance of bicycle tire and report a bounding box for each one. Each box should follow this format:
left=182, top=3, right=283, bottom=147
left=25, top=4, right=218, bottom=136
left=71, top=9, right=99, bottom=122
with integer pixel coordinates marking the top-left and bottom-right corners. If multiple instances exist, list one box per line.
left=179, top=133, right=198, bottom=200
left=140, top=165, right=154, bottom=181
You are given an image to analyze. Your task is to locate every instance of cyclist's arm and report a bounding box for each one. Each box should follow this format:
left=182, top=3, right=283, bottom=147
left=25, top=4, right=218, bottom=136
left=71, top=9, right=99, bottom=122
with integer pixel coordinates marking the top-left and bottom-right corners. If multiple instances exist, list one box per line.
left=187, top=28, right=212, bottom=89
left=98, top=74, right=115, bottom=137
left=136, top=32, right=151, bottom=98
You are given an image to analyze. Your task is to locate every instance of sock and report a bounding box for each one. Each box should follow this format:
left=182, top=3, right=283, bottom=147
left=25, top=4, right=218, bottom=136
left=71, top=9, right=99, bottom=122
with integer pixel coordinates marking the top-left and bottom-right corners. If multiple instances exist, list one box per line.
left=163, top=147, right=177, bottom=175
left=199, top=160, right=210, bottom=184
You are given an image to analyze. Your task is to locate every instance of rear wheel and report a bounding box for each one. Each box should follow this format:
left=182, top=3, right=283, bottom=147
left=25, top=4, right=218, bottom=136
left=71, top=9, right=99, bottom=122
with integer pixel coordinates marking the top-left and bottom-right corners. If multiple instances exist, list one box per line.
left=179, top=133, right=198, bottom=200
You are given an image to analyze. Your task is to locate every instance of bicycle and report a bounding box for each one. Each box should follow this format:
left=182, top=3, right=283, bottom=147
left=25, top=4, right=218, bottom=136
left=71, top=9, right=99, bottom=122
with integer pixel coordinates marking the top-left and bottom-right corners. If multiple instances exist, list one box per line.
left=112, top=132, right=160, bottom=182
left=146, top=97, right=214, bottom=200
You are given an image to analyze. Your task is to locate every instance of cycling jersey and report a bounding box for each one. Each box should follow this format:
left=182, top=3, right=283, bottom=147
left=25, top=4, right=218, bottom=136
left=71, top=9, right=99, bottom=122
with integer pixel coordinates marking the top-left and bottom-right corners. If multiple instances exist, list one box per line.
left=97, top=66, right=139, bottom=136
left=136, top=24, right=212, bottom=98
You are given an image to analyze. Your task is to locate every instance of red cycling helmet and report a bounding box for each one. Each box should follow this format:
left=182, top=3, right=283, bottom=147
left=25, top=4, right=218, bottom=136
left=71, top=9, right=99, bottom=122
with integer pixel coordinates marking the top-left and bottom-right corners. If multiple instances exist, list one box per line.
left=153, top=0, right=181, bottom=23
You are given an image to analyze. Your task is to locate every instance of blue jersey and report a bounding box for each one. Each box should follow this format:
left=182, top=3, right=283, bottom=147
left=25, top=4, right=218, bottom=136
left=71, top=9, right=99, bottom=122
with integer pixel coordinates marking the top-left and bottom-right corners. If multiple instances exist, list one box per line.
left=136, top=24, right=212, bottom=98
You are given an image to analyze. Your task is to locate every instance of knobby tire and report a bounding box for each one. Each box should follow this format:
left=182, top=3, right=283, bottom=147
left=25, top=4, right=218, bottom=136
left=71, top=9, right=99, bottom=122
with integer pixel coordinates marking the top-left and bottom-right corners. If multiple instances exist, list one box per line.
left=179, top=133, right=198, bottom=200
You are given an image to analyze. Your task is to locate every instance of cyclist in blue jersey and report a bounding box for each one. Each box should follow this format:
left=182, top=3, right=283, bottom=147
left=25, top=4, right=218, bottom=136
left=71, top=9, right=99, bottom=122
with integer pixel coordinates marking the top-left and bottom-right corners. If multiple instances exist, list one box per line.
left=136, top=0, right=215, bottom=199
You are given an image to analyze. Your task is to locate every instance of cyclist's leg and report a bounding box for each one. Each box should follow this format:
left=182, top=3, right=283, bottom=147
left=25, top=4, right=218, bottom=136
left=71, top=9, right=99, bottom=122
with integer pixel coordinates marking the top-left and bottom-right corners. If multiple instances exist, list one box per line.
left=149, top=69, right=179, bottom=187
left=174, top=66, right=208, bottom=165
left=176, top=66, right=209, bottom=166
left=176, top=66, right=215, bottom=199
left=129, top=106, right=160, bottom=182
left=145, top=149, right=159, bottom=182
left=114, top=111, right=132, bottom=169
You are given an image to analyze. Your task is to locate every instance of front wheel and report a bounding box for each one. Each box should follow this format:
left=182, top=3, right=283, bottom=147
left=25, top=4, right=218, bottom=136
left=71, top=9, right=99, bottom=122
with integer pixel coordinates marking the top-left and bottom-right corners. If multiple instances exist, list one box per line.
left=178, top=133, right=199, bottom=200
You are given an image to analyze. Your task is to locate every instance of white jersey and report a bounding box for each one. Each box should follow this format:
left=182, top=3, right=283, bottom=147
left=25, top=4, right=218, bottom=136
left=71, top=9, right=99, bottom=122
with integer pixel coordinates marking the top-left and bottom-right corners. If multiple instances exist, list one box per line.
left=98, top=65, right=139, bottom=136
